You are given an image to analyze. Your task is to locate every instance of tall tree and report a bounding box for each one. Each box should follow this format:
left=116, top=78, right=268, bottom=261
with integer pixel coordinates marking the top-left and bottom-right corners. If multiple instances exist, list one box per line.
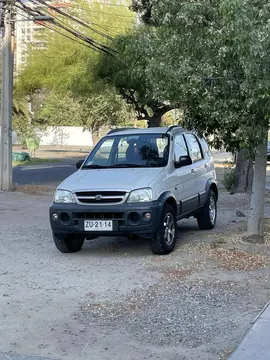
left=16, top=0, right=135, bottom=128
left=98, top=27, right=176, bottom=127
left=130, top=0, right=269, bottom=238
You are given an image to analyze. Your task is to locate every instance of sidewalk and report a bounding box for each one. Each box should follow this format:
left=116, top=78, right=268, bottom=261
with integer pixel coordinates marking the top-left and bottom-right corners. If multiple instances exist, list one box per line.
left=229, top=301, right=270, bottom=360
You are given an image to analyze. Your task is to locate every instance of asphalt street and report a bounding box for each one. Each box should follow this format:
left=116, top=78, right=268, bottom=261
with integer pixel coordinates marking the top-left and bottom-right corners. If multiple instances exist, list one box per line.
left=13, top=158, right=82, bottom=187
left=13, top=152, right=232, bottom=187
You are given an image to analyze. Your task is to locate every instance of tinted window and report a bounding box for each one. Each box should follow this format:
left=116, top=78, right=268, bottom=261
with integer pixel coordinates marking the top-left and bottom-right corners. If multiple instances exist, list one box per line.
left=83, top=134, right=169, bottom=168
left=185, top=134, right=203, bottom=162
left=174, top=134, right=188, bottom=160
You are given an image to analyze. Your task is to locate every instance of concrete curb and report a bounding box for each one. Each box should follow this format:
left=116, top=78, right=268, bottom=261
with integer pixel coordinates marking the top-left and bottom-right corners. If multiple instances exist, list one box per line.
left=229, top=301, right=270, bottom=360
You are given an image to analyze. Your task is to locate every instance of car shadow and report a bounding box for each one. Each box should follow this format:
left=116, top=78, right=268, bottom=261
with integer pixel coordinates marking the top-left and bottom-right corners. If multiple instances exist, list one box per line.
left=75, top=219, right=203, bottom=257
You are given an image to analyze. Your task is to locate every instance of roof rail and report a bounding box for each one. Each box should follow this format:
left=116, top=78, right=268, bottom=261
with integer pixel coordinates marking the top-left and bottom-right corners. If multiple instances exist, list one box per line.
left=107, top=127, right=140, bottom=135
left=166, top=125, right=182, bottom=133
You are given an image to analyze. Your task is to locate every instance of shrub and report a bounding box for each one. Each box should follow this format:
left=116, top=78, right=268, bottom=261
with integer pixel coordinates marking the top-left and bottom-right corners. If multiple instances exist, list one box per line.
left=223, top=164, right=236, bottom=192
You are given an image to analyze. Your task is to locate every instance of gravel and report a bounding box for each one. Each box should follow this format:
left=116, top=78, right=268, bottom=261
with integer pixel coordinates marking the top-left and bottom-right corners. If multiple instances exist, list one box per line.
left=82, top=275, right=269, bottom=352
left=0, top=191, right=270, bottom=360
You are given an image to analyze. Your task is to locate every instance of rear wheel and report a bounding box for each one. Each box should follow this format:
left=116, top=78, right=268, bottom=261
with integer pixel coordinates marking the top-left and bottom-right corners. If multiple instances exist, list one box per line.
left=197, top=190, right=217, bottom=230
left=150, top=204, right=177, bottom=255
left=53, top=234, right=85, bottom=253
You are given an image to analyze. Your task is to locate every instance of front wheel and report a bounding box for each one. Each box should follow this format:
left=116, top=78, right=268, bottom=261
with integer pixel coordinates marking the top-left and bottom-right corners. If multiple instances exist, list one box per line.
left=197, top=190, right=217, bottom=230
left=53, top=234, right=85, bottom=253
left=150, top=204, right=177, bottom=255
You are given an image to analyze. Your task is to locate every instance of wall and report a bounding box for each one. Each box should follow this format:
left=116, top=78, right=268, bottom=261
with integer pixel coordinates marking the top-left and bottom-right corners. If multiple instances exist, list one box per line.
left=13, top=126, right=93, bottom=147
left=38, top=126, right=93, bottom=147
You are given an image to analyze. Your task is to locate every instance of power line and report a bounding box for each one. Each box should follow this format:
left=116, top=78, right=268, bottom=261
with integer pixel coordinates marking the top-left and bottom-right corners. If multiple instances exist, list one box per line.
left=15, top=0, right=43, bottom=17
left=16, top=0, right=117, bottom=55
left=52, top=20, right=115, bottom=54
left=40, top=5, right=118, bottom=40
left=16, top=21, right=79, bottom=59
left=33, top=0, right=114, bottom=41
left=41, top=21, right=100, bottom=52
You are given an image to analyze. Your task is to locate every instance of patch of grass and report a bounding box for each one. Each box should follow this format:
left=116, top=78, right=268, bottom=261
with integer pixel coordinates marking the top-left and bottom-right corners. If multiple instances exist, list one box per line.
left=12, top=158, right=60, bottom=167
left=12, top=184, right=54, bottom=195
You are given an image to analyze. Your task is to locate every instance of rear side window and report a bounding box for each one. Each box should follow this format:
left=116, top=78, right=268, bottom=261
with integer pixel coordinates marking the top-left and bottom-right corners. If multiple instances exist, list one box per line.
left=174, top=134, right=188, bottom=160
left=185, top=134, right=203, bottom=162
left=200, top=137, right=212, bottom=157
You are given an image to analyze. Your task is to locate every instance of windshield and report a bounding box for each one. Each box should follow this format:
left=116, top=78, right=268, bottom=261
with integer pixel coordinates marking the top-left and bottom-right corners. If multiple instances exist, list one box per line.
left=82, top=133, right=170, bottom=169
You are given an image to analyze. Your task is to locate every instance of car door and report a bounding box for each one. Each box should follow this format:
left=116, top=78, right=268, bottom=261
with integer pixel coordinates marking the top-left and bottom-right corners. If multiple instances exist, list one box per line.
left=173, top=133, right=198, bottom=215
left=184, top=133, right=208, bottom=206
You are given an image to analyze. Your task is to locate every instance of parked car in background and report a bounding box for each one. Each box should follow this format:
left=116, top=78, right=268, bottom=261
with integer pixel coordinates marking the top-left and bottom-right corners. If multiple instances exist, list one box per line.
left=50, top=126, right=218, bottom=255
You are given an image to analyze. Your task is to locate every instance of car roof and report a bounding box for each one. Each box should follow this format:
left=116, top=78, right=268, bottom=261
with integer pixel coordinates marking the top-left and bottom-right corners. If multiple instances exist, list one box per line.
left=107, top=126, right=185, bottom=137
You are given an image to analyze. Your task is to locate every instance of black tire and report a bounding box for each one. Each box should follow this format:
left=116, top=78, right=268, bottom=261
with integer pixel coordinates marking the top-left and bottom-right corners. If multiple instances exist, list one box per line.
left=53, top=233, right=85, bottom=253
left=150, top=204, right=177, bottom=255
left=197, top=190, right=217, bottom=230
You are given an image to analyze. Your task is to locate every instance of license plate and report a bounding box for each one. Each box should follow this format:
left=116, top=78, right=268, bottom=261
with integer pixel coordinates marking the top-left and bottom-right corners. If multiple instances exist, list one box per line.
left=84, top=220, right=113, bottom=231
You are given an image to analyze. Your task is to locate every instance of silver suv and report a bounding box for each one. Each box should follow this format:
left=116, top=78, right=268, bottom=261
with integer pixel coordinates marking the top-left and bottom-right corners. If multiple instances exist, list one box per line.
left=50, top=126, right=218, bottom=255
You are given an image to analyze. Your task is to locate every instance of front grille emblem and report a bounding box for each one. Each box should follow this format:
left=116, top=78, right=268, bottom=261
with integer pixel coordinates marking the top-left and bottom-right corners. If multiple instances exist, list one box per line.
left=95, top=194, right=103, bottom=201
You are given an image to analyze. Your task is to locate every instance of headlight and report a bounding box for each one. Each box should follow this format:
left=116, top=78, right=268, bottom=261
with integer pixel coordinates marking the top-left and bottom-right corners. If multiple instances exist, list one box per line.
left=54, top=189, right=76, bottom=203
left=127, top=188, right=153, bottom=203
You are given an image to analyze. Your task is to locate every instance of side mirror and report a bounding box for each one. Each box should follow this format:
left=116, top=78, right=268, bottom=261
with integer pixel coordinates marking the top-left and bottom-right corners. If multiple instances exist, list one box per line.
left=76, top=159, right=84, bottom=169
left=174, top=155, right=192, bottom=168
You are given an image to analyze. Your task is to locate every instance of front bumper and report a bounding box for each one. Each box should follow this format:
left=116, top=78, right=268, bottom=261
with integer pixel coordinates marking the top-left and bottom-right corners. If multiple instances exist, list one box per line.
left=49, top=201, right=163, bottom=238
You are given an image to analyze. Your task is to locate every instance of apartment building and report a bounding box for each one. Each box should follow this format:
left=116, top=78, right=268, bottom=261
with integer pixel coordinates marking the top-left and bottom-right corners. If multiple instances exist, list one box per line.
left=14, top=1, right=71, bottom=73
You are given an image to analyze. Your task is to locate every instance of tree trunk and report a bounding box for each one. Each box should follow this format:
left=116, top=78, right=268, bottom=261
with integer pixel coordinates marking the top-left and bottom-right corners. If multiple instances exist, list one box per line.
left=247, top=134, right=268, bottom=238
left=148, top=114, right=162, bottom=127
left=235, top=149, right=254, bottom=193
left=91, top=129, right=100, bottom=146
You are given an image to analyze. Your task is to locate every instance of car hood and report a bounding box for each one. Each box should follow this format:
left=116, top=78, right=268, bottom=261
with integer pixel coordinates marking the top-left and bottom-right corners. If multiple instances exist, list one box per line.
left=58, top=167, right=164, bottom=192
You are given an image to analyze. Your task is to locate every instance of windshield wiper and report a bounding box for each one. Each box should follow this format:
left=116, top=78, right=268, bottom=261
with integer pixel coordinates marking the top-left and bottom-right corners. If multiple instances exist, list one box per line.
left=108, top=163, right=145, bottom=168
left=82, top=164, right=108, bottom=169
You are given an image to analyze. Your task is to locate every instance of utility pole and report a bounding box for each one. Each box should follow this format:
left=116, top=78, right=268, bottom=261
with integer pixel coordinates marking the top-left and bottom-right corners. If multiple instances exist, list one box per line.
left=0, top=0, right=14, bottom=191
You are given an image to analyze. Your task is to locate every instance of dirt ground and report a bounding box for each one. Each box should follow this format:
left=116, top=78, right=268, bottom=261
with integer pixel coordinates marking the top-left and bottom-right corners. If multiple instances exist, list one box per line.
left=0, top=191, right=269, bottom=360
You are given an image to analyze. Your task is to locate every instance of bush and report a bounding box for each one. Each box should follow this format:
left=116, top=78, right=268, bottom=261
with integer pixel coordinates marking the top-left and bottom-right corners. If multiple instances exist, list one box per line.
left=223, top=164, right=236, bottom=192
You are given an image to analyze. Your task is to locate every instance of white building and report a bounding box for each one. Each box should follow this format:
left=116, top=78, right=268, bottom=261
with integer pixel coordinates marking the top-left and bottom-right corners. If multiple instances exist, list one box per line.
left=14, top=1, right=71, bottom=73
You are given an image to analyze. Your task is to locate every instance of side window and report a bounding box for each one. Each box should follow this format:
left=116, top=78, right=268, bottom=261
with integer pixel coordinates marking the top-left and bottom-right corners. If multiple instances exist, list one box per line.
left=174, top=134, right=188, bottom=160
left=185, top=134, right=203, bottom=162
left=200, top=137, right=212, bottom=157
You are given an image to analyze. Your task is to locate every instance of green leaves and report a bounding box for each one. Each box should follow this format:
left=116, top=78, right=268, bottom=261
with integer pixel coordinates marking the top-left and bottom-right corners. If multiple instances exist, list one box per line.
left=15, top=0, right=135, bottom=131
left=126, top=0, right=270, bottom=150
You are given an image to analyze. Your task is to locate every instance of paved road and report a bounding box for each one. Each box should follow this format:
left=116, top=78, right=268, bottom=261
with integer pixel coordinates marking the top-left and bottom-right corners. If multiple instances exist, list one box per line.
left=13, top=158, right=80, bottom=187
left=13, top=152, right=232, bottom=187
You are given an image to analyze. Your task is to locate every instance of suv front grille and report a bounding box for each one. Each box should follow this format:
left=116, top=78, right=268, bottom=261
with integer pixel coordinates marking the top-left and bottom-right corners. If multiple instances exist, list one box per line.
left=75, top=191, right=127, bottom=205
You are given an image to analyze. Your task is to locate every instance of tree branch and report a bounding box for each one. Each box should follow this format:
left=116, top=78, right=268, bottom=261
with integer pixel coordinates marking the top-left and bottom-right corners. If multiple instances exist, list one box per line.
left=119, top=88, right=151, bottom=120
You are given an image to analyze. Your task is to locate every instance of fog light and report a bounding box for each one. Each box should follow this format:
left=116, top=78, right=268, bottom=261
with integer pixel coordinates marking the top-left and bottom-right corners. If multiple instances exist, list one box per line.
left=52, top=213, right=58, bottom=221
left=143, top=212, right=151, bottom=221
left=128, top=212, right=140, bottom=225
left=60, top=212, right=71, bottom=224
